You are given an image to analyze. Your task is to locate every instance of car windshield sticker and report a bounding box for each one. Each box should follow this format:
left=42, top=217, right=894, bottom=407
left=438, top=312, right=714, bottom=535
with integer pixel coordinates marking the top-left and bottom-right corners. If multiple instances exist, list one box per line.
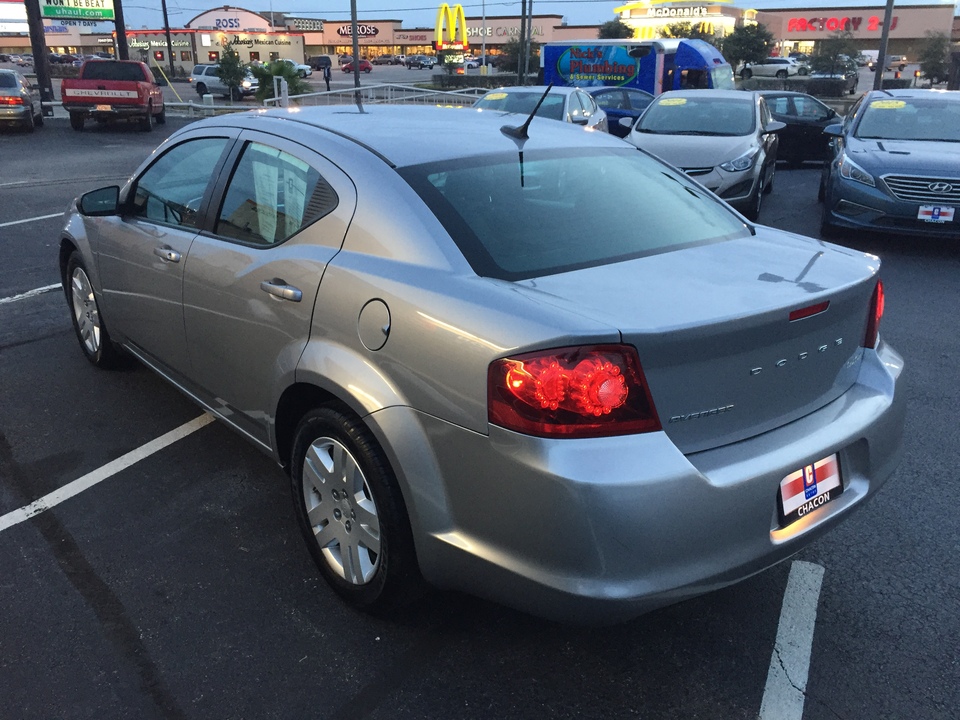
left=659, top=98, right=687, bottom=106
left=869, top=100, right=906, bottom=109
left=485, top=92, right=507, bottom=100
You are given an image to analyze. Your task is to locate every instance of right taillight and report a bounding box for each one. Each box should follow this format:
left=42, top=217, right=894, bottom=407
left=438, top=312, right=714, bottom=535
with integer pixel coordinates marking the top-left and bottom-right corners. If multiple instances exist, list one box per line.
left=488, top=344, right=661, bottom=438
left=862, top=279, right=884, bottom=349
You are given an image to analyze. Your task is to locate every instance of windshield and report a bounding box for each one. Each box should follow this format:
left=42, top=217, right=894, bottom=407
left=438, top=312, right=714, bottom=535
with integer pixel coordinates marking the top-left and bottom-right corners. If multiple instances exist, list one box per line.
left=475, top=91, right=566, bottom=122
left=855, top=97, right=960, bottom=142
left=398, top=148, right=748, bottom=281
left=638, top=96, right=756, bottom=136
left=710, top=66, right=735, bottom=90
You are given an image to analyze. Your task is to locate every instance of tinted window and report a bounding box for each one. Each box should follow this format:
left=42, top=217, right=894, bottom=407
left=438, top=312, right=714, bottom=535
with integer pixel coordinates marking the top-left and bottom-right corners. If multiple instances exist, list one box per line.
left=0, top=73, right=17, bottom=89
left=82, top=62, right=146, bottom=82
left=215, top=142, right=338, bottom=246
left=627, top=90, right=653, bottom=111
left=399, top=148, right=748, bottom=281
left=130, top=138, right=229, bottom=228
left=639, top=96, right=756, bottom=136
left=592, top=90, right=623, bottom=111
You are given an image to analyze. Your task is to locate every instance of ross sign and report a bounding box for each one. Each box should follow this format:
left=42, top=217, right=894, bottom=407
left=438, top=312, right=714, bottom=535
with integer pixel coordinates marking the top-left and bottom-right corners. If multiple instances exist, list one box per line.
left=40, top=0, right=115, bottom=22
left=435, top=3, right=468, bottom=51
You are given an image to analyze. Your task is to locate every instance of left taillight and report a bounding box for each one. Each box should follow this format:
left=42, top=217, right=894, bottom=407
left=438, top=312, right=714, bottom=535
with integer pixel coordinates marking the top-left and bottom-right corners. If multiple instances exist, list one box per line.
left=862, top=279, right=885, bottom=349
left=488, top=344, right=661, bottom=438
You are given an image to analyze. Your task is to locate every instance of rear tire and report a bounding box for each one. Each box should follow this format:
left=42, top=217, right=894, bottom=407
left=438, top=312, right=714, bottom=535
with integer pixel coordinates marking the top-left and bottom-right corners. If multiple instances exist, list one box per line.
left=291, top=405, right=423, bottom=614
left=776, top=70, right=788, bottom=79
left=196, top=82, right=207, bottom=97
left=140, top=103, right=153, bottom=132
left=155, top=104, right=166, bottom=125
left=22, top=107, right=34, bottom=133
left=69, top=112, right=84, bottom=131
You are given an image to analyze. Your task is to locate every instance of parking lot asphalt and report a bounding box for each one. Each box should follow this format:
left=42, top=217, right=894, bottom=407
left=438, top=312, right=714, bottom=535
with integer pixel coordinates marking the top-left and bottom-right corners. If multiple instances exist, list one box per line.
left=0, top=117, right=958, bottom=720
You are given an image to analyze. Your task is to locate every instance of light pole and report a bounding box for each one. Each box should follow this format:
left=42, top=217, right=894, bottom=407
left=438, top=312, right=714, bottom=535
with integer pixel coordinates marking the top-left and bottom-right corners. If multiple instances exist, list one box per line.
left=873, top=0, right=896, bottom=91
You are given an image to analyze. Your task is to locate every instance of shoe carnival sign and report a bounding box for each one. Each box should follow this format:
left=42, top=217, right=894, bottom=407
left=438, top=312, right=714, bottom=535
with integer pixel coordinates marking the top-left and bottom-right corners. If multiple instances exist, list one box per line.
left=787, top=16, right=898, bottom=33
left=553, top=46, right=638, bottom=87
left=435, top=3, right=468, bottom=51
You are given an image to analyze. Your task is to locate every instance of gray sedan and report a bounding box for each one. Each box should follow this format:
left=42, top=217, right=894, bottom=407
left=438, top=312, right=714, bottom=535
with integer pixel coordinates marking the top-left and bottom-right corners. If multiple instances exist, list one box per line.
left=0, top=68, right=43, bottom=132
left=59, top=106, right=904, bottom=624
left=474, top=85, right=608, bottom=133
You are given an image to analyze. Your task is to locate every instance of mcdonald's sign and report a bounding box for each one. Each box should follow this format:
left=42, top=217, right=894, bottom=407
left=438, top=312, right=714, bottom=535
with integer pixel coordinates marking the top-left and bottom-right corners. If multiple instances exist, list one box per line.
left=434, top=3, right=469, bottom=51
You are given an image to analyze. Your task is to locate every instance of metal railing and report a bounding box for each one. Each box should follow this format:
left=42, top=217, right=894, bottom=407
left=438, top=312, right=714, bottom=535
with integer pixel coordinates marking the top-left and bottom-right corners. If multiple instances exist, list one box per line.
left=262, top=83, right=487, bottom=108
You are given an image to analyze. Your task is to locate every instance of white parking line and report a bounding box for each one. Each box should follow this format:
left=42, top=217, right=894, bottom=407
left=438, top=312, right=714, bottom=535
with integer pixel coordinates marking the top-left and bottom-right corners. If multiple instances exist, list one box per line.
left=759, top=560, right=826, bottom=720
left=0, top=213, right=63, bottom=229
left=0, top=284, right=61, bottom=305
left=0, top=414, right=214, bottom=534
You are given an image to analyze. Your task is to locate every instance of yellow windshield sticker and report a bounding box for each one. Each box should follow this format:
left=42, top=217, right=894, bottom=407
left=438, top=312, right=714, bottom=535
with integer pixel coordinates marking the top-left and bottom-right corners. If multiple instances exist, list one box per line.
left=659, top=98, right=688, bottom=106
left=870, top=100, right=906, bottom=109
left=485, top=92, right=507, bottom=100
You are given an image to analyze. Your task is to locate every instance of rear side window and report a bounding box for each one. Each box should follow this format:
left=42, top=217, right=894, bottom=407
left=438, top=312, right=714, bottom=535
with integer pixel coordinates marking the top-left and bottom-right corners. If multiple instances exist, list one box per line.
left=215, top=142, right=339, bottom=246
left=399, top=148, right=748, bottom=281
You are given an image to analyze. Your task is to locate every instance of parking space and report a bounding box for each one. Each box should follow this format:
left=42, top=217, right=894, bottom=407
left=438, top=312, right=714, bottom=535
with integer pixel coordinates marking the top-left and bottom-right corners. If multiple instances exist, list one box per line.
left=0, top=122, right=957, bottom=719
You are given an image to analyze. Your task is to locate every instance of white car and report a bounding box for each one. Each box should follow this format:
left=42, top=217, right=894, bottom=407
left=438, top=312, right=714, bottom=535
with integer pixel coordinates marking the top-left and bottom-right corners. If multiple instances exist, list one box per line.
left=279, top=58, right=312, bottom=77
left=741, top=57, right=802, bottom=79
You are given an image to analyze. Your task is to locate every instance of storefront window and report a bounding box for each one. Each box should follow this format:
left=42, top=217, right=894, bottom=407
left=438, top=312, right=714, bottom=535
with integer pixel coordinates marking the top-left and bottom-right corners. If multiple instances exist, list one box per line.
left=154, top=51, right=165, bottom=62
left=180, top=51, right=192, bottom=62
left=250, top=52, right=260, bottom=62
left=269, top=52, right=280, bottom=61
left=208, top=51, right=220, bottom=62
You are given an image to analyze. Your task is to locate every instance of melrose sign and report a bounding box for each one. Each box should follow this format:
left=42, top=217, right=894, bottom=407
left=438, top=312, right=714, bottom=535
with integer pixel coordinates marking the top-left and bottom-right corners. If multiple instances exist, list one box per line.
left=41, top=0, right=115, bottom=21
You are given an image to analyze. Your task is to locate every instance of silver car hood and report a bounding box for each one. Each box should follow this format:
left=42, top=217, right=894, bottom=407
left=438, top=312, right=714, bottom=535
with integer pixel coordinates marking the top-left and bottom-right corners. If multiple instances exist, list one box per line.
left=631, top=133, right=756, bottom=169
left=513, top=229, right=880, bottom=453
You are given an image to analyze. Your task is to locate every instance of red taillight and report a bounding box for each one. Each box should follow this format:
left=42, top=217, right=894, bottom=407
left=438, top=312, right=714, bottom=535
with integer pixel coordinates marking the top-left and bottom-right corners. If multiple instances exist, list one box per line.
left=789, top=301, right=830, bottom=322
left=0, top=96, right=27, bottom=106
left=862, top=279, right=884, bottom=348
left=488, top=345, right=661, bottom=438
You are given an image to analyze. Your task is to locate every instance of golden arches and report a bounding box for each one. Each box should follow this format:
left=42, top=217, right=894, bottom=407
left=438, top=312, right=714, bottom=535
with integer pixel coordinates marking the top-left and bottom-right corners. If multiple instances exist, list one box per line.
left=435, top=3, right=469, bottom=50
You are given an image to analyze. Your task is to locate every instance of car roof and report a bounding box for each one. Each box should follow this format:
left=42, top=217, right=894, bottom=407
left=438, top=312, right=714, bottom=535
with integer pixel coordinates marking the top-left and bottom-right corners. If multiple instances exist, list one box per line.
left=864, top=88, right=960, bottom=102
left=657, top=89, right=757, bottom=102
left=184, top=105, right=626, bottom=167
left=484, top=85, right=581, bottom=96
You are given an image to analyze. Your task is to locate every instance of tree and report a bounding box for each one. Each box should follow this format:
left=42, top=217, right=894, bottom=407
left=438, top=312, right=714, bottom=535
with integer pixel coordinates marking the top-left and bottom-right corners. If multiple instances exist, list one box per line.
left=809, top=30, right=861, bottom=74
left=215, top=43, right=246, bottom=101
left=250, top=60, right=311, bottom=103
left=720, top=23, right=775, bottom=73
left=660, top=21, right=717, bottom=46
left=598, top=19, right=634, bottom=40
left=497, top=38, right=540, bottom=76
left=917, top=31, right=951, bottom=85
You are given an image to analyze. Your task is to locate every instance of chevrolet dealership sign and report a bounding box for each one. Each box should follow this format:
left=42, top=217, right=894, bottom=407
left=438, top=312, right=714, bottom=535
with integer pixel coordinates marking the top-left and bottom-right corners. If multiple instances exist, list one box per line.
left=41, top=0, right=115, bottom=22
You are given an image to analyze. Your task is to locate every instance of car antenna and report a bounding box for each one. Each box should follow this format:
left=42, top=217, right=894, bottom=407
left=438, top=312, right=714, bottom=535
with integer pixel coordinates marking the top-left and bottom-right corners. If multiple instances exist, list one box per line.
left=500, top=84, right=553, bottom=187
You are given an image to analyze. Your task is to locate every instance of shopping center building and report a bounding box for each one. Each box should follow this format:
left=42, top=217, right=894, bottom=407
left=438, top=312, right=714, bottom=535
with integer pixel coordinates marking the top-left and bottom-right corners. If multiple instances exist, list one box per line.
left=2, top=1, right=958, bottom=74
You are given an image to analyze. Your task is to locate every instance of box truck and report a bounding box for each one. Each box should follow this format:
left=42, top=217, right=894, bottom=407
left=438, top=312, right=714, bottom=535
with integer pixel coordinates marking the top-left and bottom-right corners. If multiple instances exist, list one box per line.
left=540, top=38, right=734, bottom=96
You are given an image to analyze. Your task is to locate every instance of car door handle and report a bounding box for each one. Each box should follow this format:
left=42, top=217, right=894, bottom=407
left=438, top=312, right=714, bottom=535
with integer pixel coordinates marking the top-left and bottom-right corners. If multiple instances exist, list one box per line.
left=153, top=246, right=181, bottom=263
left=260, top=279, right=302, bottom=302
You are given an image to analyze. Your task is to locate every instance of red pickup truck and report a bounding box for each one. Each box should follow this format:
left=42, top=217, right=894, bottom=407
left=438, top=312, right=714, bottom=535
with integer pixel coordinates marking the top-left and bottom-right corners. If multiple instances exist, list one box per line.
left=61, top=60, right=165, bottom=131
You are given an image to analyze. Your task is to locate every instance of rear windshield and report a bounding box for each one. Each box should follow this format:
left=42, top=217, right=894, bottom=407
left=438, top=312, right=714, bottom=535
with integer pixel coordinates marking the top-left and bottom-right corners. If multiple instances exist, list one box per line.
left=82, top=62, right=146, bottom=82
left=0, top=74, right=17, bottom=89
left=398, top=147, right=748, bottom=281
left=475, top=91, right=566, bottom=122
left=638, top=96, right=755, bottom=136
left=855, top=97, right=960, bottom=142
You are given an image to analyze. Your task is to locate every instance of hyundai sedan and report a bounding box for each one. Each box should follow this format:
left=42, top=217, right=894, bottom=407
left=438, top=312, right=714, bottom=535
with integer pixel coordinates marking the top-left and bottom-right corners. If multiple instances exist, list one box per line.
left=59, top=105, right=904, bottom=624
left=623, top=90, right=783, bottom=221
left=474, top=86, right=608, bottom=133
left=820, top=89, right=960, bottom=239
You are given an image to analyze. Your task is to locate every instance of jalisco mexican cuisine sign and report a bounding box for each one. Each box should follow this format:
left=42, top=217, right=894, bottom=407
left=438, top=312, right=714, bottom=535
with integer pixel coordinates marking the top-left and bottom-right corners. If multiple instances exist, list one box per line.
left=40, top=0, right=115, bottom=21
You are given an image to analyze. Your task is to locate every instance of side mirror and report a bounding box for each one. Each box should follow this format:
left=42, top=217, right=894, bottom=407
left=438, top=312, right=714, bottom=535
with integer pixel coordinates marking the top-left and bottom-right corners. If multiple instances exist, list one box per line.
left=79, top=186, right=120, bottom=216
left=823, top=123, right=843, bottom=137
left=570, top=115, right=589, bottom=126
left=619, top=116, right=635, bottom=131
left=764, top=120, right=786, bottom=134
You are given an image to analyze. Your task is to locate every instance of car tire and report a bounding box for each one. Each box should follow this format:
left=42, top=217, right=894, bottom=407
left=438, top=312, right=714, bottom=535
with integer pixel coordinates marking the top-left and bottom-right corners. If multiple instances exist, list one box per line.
left=155, top=105, right=166, bottom=125
left=65, top=251, right=123, bottom=368
left=290, top=405, right=423, bottom=613
left=196, top=82, right=207, bottom=97
left=22, top=106, right=34, bottom=133
left=741, top=69, right=753, bottom=80
left=69, top=112, right=84, bottom=131
left=140, top=103, right=153, bottom=132
left=231, top=86, right=243, bottom=101
left=298, top=70, right=306, bottom=78
left=34, top=105, right=43, bottom=126
left=364, top=68, right=371, bottom=73
left=764, top=166, right=775, bottom=194
left=776, top=70, right=788, bottom=79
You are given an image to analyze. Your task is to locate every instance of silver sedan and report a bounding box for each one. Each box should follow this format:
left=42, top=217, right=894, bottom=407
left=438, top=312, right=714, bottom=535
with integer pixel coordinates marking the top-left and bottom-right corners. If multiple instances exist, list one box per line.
left=59, top=105, right=904, bottom=623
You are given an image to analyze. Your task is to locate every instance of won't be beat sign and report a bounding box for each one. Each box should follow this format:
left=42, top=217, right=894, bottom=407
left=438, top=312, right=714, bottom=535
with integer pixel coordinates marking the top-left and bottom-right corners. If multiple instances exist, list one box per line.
left=41, top=0, right=116, bottom=22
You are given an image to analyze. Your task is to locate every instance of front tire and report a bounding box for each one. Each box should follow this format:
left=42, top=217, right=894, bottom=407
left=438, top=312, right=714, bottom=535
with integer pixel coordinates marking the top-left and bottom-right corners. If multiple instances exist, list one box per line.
left=65, top=252, right=122, bottom=368
left=291, top=406, right=422, bottom=613
left=196, top=82, right=207, bottom=97
left=741, top=68, right=753, bottom=80
left=743, top=175, right=764, bottom=222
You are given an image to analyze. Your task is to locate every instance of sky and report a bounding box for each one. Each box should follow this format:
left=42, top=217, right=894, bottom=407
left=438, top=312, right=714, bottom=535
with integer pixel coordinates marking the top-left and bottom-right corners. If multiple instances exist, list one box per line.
left=115, top=0, right=959, bottom=34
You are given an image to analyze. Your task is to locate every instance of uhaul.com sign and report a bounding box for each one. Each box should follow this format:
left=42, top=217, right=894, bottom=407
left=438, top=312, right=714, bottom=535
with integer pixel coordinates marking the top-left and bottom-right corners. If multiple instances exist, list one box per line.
left=41, top=0, right=115, bottom=22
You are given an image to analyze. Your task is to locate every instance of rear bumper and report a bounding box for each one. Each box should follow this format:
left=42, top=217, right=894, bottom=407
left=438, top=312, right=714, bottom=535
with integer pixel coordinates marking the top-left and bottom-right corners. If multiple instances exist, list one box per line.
left=368, top=341, right=905, bottom=624
left=62, top=103, right=153, bottom=118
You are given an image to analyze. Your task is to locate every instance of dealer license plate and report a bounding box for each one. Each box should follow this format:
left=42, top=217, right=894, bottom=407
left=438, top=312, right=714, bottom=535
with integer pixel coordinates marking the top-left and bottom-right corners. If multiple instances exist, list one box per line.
left=778, top=454, right=842, bottom=527
left=94, top=104, right=111, bottom=112
left=917, top=205, right=955, bottom=223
